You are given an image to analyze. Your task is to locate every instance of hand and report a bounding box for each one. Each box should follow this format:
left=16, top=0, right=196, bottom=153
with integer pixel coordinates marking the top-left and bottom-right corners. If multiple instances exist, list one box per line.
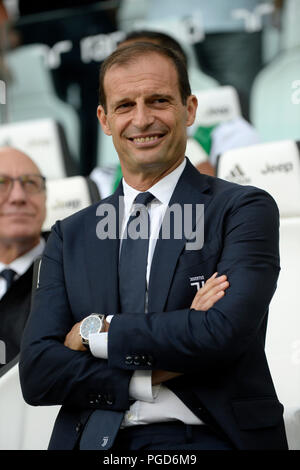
left=64, top=321, right=87, bottom=351
left=190, top=272, right=229, bottom=311
left=152, top=369, right=182, bottom=385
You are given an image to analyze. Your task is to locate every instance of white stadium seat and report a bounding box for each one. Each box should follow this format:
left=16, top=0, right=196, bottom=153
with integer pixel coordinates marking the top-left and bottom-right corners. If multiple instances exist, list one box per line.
left=216, top=140, right=300, bottom=217
left=217, top=140, right=300, bottom=449
left=193, top=86, right=241, bottom=128
left=0, top=359, right=60, bottom=450
left=42, top=175, right=100, bottom=233
left=0, top=118, right=78, bottom=180
left=187, top=85, right=244, bottom=166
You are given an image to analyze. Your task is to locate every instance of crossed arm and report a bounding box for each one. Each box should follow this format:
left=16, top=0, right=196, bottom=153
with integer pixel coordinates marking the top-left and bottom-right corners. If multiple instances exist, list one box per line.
left=64, top=272, right=229, bottom=385
left=20, top=187, right=279, bottom=408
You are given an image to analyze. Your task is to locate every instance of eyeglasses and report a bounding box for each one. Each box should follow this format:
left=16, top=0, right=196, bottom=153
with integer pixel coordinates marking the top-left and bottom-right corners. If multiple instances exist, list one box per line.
left=0, top=174, right=46, bottom=195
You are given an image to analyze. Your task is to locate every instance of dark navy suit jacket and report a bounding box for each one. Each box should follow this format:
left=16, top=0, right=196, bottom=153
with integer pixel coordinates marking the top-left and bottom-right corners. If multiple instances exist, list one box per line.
left=19, top=159, right=288, bottom=450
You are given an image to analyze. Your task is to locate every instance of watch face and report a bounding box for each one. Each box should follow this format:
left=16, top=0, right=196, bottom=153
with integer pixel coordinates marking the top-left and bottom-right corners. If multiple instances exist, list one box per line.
left=80, top=315, right=102, bottom=340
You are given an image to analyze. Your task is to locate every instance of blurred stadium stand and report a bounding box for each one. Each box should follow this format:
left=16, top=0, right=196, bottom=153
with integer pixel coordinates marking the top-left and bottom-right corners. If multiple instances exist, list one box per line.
left=2, top=44, right=81, bottom=166
left=8, top=1, right=119, bottom=174
left=250, top=0, right=300, bottom=142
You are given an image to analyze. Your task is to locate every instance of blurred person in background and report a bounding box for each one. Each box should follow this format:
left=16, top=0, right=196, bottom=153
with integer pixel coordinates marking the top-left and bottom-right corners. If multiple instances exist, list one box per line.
left=0, top=147, right=46, bottom=367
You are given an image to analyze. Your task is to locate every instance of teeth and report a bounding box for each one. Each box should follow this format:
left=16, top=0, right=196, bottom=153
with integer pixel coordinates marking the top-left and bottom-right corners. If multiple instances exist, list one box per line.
left=133, top=136, right=160, bottom=143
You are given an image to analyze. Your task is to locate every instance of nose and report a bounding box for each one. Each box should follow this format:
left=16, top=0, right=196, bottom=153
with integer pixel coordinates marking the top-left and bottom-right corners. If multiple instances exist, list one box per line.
left=7, top=180, right=27, bottom=204
left=132, top=102, right=154, bottom=130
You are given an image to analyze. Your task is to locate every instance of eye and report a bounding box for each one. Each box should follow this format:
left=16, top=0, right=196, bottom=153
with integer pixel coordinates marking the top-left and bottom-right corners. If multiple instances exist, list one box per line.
left=116, top=102, right=134, bottom=112
left=152, top=97, right=170, bottom=107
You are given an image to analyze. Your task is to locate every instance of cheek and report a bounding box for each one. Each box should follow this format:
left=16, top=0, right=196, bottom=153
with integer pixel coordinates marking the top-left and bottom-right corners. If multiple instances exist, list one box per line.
left=32, top=198, right=47, bottom=225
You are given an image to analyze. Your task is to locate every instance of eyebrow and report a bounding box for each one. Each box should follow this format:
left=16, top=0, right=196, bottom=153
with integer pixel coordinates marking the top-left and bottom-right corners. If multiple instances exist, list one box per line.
left=111, top=93, right=175, bottom=109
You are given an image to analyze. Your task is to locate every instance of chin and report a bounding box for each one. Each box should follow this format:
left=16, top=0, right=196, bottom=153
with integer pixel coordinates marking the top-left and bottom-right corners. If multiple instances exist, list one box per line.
left=3, top=227, right=40, bottom=243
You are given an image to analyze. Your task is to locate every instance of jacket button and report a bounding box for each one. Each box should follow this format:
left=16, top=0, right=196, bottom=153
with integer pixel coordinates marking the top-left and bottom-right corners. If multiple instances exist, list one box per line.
left=133, top=355, right=141, bottom=366
left=106, top=394, right=114, bottom=406
left=75, top=423, right=82, bottom=433
left=125, top=355, right=133, bottom=365
left=140, top=355, right=148, bottom=365
left=146, top=355, right=154, bottom=366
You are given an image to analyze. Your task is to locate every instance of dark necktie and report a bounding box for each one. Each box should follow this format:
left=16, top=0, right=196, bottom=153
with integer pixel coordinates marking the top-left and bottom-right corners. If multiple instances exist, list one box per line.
left=119, top=191, right=155, bottom=313
left=1, top=268, right=16, bottom=291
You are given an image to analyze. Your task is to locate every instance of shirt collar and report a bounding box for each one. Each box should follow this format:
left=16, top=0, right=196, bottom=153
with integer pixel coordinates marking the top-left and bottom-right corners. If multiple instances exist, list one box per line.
left=122, top=158, right=186, bottom=211
left=0, top=238, right=45, bottom=277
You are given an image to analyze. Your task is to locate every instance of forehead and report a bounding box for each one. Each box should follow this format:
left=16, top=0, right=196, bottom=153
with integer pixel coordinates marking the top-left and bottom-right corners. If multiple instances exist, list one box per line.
left=0, top=149, right=40, bottom=175
left=104, top=53, right=180, bottom=102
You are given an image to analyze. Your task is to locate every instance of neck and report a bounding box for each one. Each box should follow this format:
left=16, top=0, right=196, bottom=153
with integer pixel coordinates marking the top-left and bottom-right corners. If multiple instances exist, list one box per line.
left=121, top=158, right=184, bottom=191
left=0, top=238, right=39, bottom=264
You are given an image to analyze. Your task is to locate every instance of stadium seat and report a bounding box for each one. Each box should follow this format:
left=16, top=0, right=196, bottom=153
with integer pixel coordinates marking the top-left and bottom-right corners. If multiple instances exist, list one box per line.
left=216, top=140, right=300, bottom=217
left=0, top=358, right=60, bottom=450
left=42, top=175, right=100, bottom=232
left=188, top=85, right=243, bottom=166
left=3, top=44, right=81, bottom=164
left=217, top=140, right=300, bottom=449
left=250, top=48, right=300, bottom=142
left=193, top=86, right=241, bottom=128
left=186, top=138, right=208, bottom=167
left=0, top=118, right=78, bottom=179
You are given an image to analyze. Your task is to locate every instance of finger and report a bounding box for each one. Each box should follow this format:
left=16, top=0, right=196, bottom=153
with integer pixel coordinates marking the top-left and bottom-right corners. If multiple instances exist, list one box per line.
left=191, top=281, right=229, bottom=310
left=200, top=280, right=229, bottom=301
left=194, top=276, right=228, bottom=299
left=202, top=275, right=227, bottom=291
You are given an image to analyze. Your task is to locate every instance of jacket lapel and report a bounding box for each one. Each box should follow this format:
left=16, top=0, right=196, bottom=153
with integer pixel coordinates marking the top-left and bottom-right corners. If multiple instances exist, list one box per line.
left=84, top=183, right=123, bottom=315
left=148, top=160, right=212, bottom=313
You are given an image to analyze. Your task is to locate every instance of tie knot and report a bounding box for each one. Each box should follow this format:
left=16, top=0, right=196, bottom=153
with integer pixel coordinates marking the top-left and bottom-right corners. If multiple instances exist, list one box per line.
left=1, top=268, right=16, bottom=289
left=134, top=191, right=155, bottom=207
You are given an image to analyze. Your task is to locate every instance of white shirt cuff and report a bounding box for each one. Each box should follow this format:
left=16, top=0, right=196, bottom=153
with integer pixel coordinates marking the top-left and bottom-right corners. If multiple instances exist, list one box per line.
left=129, top=370, right=161, bottom=402
left=88, top=315, right=113, bottom=359
left=89, top=332, right=108, bottom=359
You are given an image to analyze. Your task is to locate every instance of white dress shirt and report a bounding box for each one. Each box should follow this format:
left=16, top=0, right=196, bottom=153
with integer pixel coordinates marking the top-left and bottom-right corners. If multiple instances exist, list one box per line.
left=0, top=238, right=45, bottom=300
left=89, top=158, right=203, bottom=427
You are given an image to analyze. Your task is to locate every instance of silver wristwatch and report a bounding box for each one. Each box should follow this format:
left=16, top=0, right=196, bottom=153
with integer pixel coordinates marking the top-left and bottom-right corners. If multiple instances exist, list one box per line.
left=79, top=313, right=106, bottom=347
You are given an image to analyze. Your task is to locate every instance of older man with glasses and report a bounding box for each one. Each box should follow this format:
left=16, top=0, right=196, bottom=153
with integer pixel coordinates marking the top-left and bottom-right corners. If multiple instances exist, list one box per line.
left=0, top=146, right=46, bottom=368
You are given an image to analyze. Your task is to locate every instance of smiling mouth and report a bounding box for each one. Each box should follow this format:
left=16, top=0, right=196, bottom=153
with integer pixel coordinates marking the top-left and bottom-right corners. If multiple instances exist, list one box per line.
left=128, top=133, right=166, bottom=145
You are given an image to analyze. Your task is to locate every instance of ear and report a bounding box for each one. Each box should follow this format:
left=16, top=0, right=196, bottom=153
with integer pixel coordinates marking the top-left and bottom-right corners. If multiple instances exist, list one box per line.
left=186, top=95, right=198, bottom=128
left=97, top=105, right=112, bottom=136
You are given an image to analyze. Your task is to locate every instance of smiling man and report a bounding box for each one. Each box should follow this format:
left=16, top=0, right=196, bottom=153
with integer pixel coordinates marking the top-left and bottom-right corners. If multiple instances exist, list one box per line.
left=0, top=147, right=46, bottom=366
left=20, top=43, right=287, bottom=451
left=97, top=45, right=197, bottom=189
